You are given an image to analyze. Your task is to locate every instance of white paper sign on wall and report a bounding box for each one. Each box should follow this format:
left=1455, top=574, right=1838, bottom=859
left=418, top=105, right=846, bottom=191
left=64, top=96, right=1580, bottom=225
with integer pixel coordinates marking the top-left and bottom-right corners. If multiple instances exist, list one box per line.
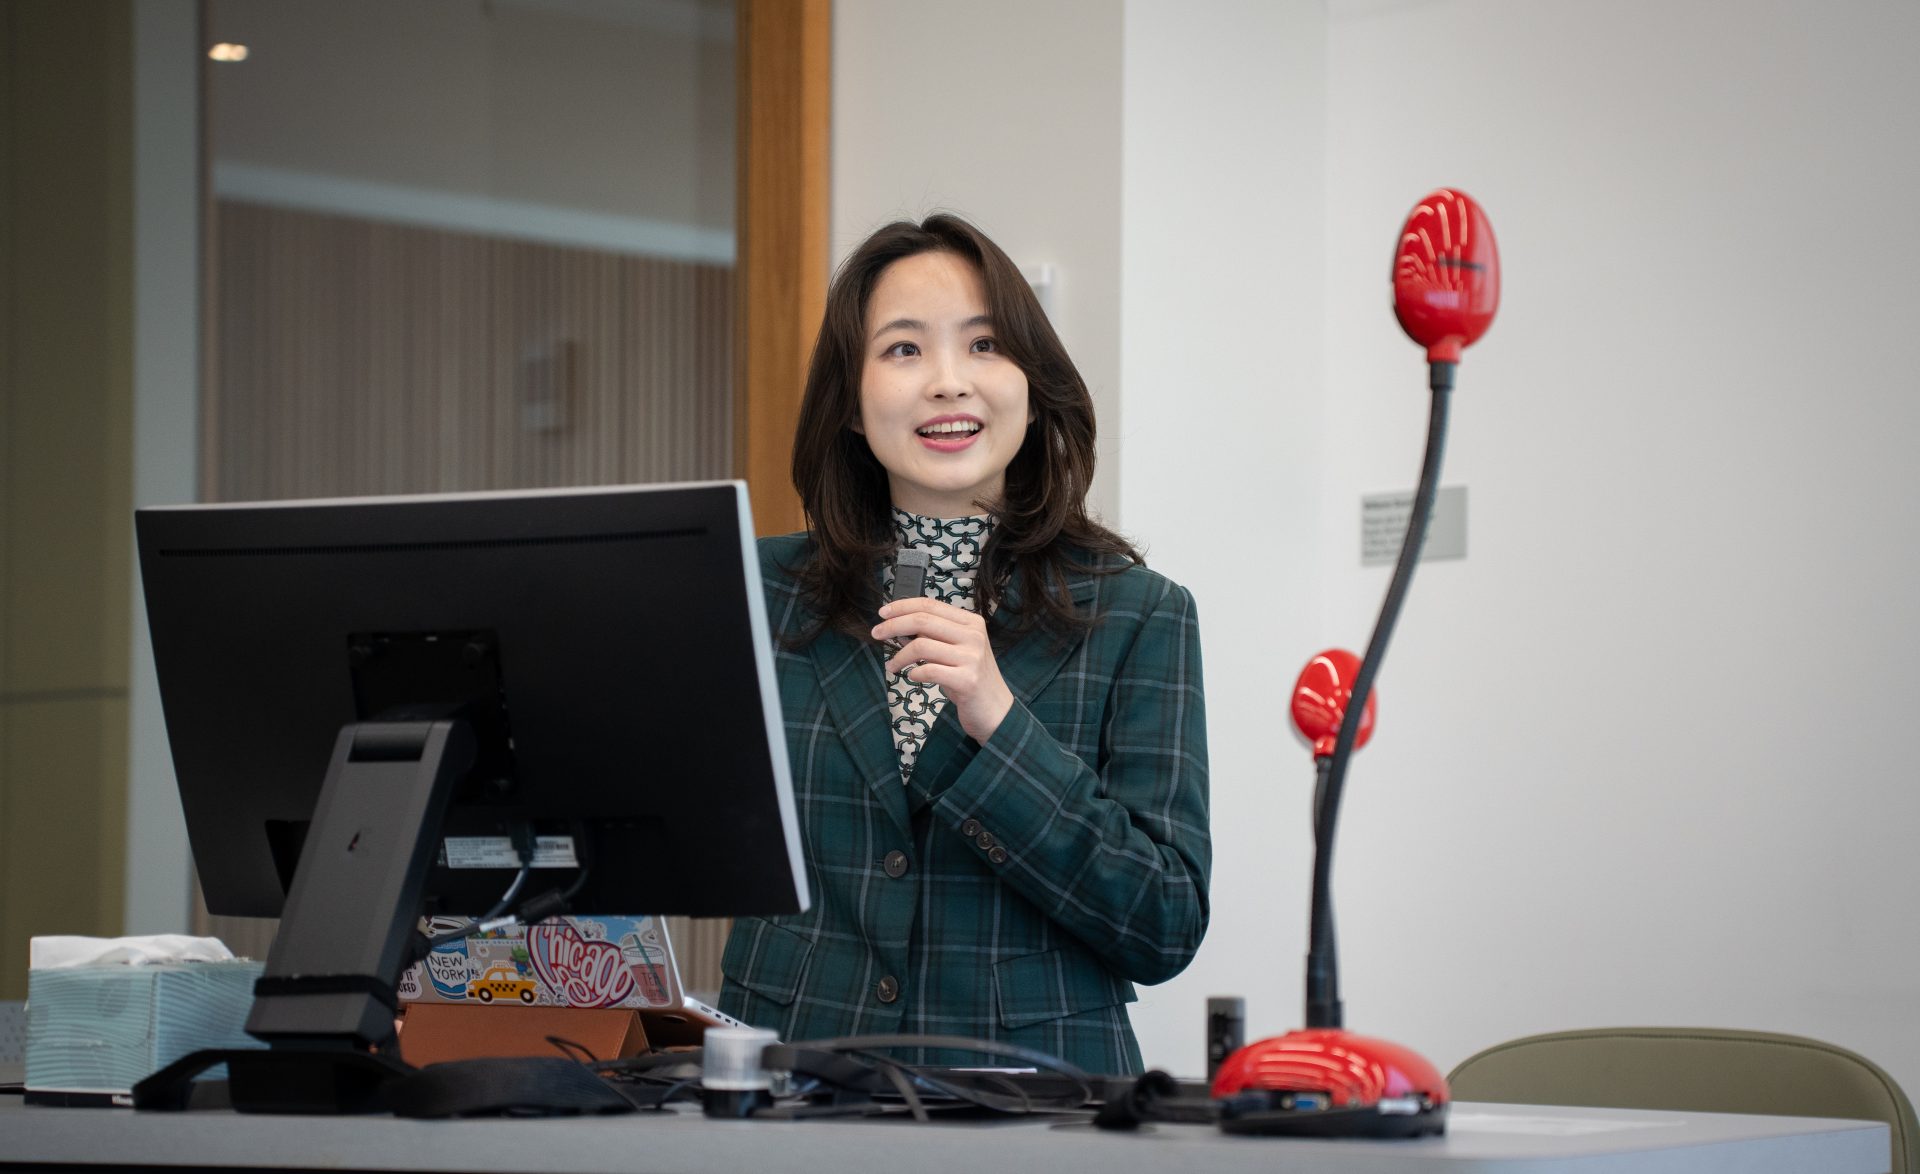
left=1362, top=485, right=1467, bottom=567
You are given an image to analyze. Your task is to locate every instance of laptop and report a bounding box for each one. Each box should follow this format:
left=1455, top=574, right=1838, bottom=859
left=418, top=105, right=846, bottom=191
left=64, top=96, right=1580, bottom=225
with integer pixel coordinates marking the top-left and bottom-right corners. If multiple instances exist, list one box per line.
left=400, top=913, right=746, bottom=1048
left=615, top=918, right=748, bottom=1047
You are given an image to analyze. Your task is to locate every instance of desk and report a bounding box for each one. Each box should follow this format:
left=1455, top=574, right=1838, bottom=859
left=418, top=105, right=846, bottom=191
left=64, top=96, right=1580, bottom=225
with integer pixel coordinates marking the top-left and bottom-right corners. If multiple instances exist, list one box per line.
left=0, top=1097, right=1891, bottom=1173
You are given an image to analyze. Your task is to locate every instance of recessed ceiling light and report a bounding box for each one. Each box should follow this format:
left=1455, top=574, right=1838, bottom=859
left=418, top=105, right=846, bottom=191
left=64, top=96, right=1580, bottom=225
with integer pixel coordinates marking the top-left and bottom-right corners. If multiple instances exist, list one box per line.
left=207, top=43, right=249, bottom=62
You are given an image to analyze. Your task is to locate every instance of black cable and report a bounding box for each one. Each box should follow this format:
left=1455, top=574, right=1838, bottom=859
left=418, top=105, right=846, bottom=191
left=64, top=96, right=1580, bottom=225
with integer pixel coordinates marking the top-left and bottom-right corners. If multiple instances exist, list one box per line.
left=1304, top=360, right=1454, bottom=1030
left=500, top=823, right=594, bottom=930
left=545, top=1035, right=599, bottom=1064
left=640, top=1077, right=699, bottom=1110
left=424, top=823, right=536, bottom=948
left=1093, top=1069, right=1218, bottom=1130
left=951, top=1068, right=1037, bottom=1113
left=516, top=820, right=593, bottom=925
left=594, top=1034, right=1094, bottom=1119
left=590, top=1052, right=706, bottom=1094
left=420, top=822, right=592, bottom=953
left=795, top=1032, right=1093, bottom=1077
left=773, top=1034, right=1097, bottom=1114
left=866, top=1055, right=930, bottom=1122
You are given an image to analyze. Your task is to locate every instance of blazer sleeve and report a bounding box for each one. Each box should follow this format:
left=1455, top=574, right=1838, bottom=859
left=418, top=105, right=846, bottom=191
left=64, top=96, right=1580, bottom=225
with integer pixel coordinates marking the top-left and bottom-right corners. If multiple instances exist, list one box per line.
left=929, top=577, right=1210, bottom=985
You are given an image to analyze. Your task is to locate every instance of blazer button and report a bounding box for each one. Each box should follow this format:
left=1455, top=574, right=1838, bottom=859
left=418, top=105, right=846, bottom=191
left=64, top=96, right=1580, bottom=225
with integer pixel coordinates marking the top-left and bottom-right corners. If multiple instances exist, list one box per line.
left=883, top=850, right=909, bottom=879
left=960, top=818, right=982, bottom=838
left=987, top=846, right=1008, bottom=865
left=974, top=830, right=996, bottom=850
left=876, top=975, right=900, bottom=1003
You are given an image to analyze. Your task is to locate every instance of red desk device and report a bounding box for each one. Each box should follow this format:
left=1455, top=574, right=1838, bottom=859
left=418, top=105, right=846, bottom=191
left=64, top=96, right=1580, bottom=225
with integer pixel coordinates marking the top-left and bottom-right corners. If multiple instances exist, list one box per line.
left=1212, top=190, right=1499, bottom=1139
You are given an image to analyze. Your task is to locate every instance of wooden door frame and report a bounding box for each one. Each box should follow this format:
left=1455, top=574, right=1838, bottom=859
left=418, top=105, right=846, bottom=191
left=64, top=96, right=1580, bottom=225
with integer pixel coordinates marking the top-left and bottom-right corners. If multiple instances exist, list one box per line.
left=734, top=0, right=830, bottom=539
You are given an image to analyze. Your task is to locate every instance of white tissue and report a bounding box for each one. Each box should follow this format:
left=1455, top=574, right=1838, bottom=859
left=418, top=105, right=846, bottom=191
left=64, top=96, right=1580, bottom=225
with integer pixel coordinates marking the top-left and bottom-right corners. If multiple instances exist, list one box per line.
left=29, top=934, right=237, bottom=970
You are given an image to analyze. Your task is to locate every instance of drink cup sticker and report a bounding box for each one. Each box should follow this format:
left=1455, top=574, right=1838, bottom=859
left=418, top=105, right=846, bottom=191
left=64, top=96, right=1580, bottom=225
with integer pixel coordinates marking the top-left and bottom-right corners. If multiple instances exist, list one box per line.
left=425, top=939, right=473, bottom=999
left=619, top=921, right=673, bottom=1007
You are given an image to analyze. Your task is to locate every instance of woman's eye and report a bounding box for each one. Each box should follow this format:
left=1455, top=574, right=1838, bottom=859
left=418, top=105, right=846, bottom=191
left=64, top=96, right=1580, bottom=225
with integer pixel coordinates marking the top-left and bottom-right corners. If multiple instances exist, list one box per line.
left=883, top=341, right=919, bottom=358
left=971, top=337, right=998, bottom=354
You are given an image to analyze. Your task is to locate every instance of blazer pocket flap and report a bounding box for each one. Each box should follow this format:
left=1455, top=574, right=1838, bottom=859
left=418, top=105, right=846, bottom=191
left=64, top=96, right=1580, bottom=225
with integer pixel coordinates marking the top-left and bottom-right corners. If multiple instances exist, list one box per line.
left=720, top=918, right=815, bottom=1007
left=992, top=949, right=1136, bottom=1030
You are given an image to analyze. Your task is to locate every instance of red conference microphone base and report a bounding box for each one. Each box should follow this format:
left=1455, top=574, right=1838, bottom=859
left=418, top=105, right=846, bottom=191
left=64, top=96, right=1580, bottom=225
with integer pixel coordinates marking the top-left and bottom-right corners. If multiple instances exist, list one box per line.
left=1205, top=650, right=1449, bottom=1139
left=1207, top=189, right=1497, bottom=1141
left=1212, top=1028, right=1449, bottom=1138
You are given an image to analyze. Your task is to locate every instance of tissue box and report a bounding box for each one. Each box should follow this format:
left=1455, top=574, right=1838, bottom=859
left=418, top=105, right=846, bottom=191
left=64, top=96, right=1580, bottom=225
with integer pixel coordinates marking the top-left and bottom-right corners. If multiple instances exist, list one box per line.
left=25, top=960, right=264, bottom=1104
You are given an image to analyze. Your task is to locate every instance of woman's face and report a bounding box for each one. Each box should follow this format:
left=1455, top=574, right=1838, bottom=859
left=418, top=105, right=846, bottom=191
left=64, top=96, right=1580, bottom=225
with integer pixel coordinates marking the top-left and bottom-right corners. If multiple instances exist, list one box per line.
left=855, top=251, right=1031, bottom=519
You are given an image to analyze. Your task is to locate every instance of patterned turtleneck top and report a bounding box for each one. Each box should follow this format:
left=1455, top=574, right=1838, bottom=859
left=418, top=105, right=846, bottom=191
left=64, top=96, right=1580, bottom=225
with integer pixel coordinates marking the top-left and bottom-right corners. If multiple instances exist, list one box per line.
left=882, top=507, right=994, bottom=782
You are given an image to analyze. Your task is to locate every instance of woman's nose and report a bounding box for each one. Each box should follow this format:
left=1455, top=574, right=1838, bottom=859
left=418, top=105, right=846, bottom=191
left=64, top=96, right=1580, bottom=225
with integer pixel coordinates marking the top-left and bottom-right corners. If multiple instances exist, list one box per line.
left=926, top=349, right=972, bottom=398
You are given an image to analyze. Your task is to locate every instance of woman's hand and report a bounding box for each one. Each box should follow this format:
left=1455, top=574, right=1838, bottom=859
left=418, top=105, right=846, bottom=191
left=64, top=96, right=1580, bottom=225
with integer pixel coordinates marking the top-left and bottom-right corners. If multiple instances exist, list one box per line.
left=873, top=597, right=1015, bottom=745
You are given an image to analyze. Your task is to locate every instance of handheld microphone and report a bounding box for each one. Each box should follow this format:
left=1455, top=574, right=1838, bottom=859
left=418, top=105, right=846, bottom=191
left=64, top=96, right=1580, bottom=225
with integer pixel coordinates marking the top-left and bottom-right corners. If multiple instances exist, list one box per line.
left=890, top=549, right=931, bottom=603
left=883, top=549, right=933, bottom=656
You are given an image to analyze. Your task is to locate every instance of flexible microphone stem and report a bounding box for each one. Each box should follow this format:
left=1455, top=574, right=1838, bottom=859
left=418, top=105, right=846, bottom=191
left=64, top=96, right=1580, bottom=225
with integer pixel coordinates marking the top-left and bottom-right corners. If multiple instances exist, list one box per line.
left=1306, top=754, right=1340, bottom=1027
left=1304, top=360, right=1455, bottom=1030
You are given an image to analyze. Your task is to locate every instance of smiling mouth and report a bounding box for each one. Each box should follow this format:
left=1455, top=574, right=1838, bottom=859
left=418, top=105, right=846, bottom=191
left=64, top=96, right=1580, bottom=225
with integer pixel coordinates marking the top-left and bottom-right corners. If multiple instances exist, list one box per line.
left=917, top=421, right=982, bottom=438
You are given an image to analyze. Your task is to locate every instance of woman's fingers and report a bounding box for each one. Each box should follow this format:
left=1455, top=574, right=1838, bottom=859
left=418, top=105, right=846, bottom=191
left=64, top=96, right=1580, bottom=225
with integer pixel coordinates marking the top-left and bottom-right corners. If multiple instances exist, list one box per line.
left=872, top=597, right=981, bottom=645
left=874, top=595, right=1014, bottom=744
left=884, top=635, right=971, bottom=677
left=874, top=614, right=976, bottom=652
left=898, top=660, right=959, bottom=689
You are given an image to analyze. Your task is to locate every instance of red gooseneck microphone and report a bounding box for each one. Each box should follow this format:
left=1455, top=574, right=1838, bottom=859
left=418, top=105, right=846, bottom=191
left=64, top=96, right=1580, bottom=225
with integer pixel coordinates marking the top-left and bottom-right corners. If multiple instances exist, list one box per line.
left=1211, top=191, right=1499, bottom=1139
left=1393, top=189, right=1501, bottom=365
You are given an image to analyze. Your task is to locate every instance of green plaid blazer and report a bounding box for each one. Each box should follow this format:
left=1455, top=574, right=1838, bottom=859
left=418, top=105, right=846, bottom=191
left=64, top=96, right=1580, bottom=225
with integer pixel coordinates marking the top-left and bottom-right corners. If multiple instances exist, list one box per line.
left=718, top=535, right=1211, bottom=1075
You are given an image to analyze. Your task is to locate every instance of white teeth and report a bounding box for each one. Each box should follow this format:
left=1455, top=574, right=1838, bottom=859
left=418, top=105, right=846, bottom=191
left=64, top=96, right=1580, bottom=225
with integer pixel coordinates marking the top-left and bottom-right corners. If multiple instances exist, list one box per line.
left=917, top=421, right=982, bottom=436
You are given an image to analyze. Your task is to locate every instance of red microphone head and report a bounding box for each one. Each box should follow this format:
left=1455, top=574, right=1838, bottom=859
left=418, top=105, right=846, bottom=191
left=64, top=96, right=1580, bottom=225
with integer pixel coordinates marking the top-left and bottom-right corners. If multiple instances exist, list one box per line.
left=1392, top=189, right=1499, bottom=364
left=1291, top=650, right=1375, bottom=759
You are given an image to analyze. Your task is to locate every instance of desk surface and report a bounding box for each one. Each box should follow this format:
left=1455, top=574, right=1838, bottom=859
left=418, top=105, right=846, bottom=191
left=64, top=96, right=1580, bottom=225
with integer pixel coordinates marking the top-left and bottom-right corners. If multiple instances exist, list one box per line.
left=0, top=1096, right=1892, bottom=1174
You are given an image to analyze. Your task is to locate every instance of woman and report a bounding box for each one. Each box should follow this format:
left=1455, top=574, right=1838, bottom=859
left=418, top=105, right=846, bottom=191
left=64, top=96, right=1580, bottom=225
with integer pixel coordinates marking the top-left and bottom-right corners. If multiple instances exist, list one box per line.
left=718, top=213, right=1209, bottom=1075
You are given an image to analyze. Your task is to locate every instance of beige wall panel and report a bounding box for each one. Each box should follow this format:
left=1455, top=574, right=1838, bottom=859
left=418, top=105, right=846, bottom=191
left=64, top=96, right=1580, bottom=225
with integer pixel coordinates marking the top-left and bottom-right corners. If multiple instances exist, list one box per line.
left=1, top=0, right=135, bottom=1000
left=1, top=697, right=129, bottom=993
left=211, top=202, right=732, bottom=504
left=0, top=3, right=15, bottom=703
left=4, top=3, right=133, bottom=698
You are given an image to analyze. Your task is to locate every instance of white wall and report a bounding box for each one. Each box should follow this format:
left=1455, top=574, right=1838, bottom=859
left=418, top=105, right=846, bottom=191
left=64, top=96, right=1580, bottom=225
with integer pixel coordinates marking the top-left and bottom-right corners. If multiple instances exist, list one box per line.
left=840, top=0, right=1920, bottom=1099
left=1117, top=0, right=1331, bottom=1073
left=832, top=0, right=1125, bottom=522
left=1319, top=0, right=1920, bottom=1097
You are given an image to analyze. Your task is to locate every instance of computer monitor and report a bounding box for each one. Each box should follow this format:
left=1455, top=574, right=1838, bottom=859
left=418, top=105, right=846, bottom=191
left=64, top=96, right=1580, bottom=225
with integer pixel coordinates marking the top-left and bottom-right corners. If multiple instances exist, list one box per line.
left=134, top=481, right=807, bottom=1110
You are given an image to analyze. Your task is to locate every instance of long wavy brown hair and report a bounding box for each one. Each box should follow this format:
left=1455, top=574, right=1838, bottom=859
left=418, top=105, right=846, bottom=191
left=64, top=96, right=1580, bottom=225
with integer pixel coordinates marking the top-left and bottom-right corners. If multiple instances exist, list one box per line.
left=787, top=213, right=1138, bottom=644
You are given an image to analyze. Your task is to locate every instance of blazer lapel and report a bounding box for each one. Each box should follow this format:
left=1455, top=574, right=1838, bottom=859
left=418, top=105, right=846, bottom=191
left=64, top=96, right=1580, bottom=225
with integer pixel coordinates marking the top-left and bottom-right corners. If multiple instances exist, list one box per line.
left=908, top=566, right=1101, bottom=805
left=807, top=625, right=912, bottom=836
left=991, top=567, right=1100, bottom=705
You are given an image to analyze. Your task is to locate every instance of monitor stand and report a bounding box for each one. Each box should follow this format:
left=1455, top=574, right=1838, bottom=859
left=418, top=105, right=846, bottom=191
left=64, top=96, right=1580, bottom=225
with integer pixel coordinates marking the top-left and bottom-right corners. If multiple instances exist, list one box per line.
left=135, top=718, right=474, bottom=1113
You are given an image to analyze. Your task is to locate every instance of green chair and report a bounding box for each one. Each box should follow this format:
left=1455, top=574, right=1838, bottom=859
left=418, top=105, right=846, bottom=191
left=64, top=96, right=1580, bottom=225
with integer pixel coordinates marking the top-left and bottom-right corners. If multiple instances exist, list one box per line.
left=1449, top=1027, right=1918, bottom=1174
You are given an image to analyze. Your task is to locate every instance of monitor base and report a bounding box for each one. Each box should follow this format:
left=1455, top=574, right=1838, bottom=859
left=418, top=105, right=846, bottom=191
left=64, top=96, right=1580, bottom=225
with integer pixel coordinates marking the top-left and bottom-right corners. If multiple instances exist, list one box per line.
left=133, top=1046, right=414, bottom=1114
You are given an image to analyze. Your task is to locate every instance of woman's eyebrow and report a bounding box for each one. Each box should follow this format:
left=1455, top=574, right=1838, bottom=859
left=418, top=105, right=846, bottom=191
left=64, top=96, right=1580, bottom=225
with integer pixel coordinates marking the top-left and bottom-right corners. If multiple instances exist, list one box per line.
left=869, top=314, right=995, bottom=341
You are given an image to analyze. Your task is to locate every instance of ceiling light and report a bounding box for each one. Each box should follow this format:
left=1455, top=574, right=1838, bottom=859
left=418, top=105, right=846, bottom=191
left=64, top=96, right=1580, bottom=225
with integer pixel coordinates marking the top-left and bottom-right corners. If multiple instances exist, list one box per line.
left=207, top=43, right=249, bottom=62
